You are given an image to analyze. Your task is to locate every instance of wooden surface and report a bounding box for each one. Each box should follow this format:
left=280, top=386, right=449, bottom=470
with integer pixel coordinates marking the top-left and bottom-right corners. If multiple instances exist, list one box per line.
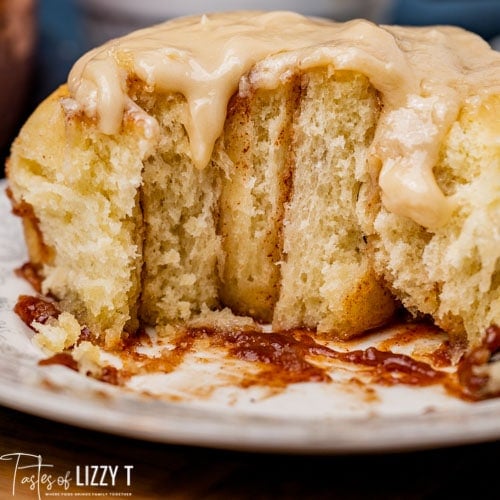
left=0, top=404, right=499, bottom=499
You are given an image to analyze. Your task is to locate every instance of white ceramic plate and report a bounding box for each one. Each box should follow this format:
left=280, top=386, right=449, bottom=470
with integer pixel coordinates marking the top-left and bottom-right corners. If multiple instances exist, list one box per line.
left=1, top=180, right=500, bottom=453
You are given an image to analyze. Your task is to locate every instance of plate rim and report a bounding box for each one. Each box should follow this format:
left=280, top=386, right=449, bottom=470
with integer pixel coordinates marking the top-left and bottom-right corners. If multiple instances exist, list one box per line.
left=1, top=357, right=500, bottom=454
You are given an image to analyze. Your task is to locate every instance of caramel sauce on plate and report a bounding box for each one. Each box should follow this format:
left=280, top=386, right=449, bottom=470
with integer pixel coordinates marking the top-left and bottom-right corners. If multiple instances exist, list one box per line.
left=457, top=325, right=500, bottom=398
left=39, top=352, right=78, bottom=371
left=14, top=294, right=60, bottom=328
left=13, top=293, right=499, bottom=402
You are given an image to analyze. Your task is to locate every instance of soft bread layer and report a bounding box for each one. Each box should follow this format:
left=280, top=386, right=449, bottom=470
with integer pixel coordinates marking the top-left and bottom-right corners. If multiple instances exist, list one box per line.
left=365, top=95, right=500, bottom=347
left=135, top=89, right=223, bottom=324
left=218, top=78, right=297, bottom=322
left=218, top=68, right=396, bottom=333
left=7, top=86, right=150, bottom=347
left=274, top=69, right=395, bottom=336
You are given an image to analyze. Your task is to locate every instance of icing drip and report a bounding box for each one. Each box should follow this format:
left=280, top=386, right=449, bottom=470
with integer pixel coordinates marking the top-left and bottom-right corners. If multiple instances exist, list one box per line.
left=67, top=11, right=500, bottom=228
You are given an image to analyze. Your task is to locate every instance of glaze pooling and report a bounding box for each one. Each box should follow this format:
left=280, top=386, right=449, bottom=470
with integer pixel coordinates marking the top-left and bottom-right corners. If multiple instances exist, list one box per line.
left=67, top=11, right=500, bottom=228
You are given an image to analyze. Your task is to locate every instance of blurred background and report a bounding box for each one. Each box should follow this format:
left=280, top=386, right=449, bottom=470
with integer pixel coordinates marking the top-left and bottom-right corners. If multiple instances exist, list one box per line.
left=1, top=0, right=499, bottom=175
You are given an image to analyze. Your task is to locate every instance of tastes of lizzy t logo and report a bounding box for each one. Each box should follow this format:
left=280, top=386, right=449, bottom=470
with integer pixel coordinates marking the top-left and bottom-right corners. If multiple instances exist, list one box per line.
left=1, top=452, right=134, bottom=498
